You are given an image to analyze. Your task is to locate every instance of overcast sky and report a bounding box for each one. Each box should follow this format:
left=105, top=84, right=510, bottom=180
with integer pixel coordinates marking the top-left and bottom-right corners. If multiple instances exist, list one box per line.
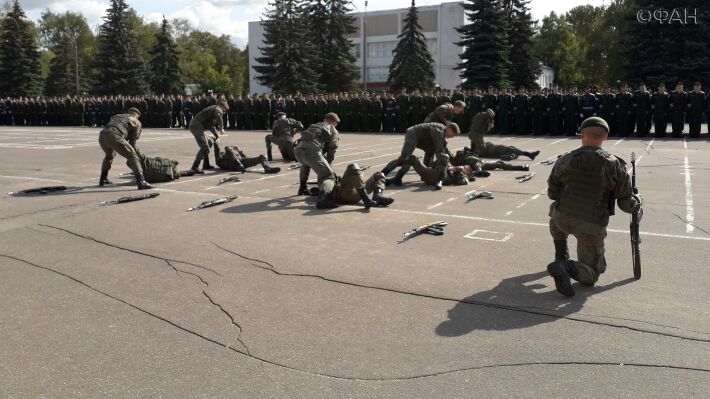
left=21, top=0, right=608, bottom=48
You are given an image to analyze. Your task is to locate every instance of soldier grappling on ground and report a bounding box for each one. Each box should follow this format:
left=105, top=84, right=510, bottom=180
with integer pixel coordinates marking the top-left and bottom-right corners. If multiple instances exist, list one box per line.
left=294, top=112, right=341, bottom=209
left=265, top=112, right=303, bottom=161
left=330, top=163, right=395, bottom=209
left=189, top=100, right=229, bottom=174
left=98, top=107, right=154, bottom=190
left=213, top=141, right=281, bottom=174
left=546, top=117, right=642, bottom=297
left=381, top=122, right=460, bottom=186
left=424, top=101, right=466, bottom=125
left=469, top=109, right=540, bottom=161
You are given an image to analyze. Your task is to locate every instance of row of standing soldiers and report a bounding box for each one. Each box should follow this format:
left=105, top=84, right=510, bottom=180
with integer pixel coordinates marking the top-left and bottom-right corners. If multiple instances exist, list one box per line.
left=2, top=82, right=708, bottom=137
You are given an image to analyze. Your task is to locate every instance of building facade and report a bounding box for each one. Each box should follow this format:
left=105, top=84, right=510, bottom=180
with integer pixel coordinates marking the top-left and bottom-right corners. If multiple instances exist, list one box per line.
left=536, top=65, right=555, bottom=89
left=248, top=2, right=465, bottom=94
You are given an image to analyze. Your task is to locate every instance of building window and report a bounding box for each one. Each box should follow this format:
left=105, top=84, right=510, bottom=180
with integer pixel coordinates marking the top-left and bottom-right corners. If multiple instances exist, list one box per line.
left=352, top=43, right=360, bottom=59
left=367, top=41, right=396, bottom=59
left=425, top=38, right=437, bottom=56
left=367, top=67, right=389, bottom=83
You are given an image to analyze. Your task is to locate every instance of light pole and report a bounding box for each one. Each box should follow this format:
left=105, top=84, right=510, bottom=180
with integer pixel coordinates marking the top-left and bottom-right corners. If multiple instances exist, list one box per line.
left=62, top=31, right=80, bottom=96
left=363, top=0, right=368, bottom=91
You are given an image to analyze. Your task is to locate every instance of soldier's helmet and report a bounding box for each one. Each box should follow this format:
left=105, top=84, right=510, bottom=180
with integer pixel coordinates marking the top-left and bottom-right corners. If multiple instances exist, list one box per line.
left=345, top=163, right=363, bottom=177
left=486, top=108, right=495, bottom=119
left=127, top=107, right=141, bottom=117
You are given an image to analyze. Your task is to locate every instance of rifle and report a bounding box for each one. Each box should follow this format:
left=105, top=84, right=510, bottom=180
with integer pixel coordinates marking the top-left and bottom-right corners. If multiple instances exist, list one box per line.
left=288, top=163, right=301, bottom=170
left=217, top=175, right=241, bottom=185
left=467, top=191, right=494, bottom=202
left=186, top=195, right=238, bottom=212
left=100, top=192, right=159, bottom=206
left=630, top=152, right=643, bottom=280
left=402, top=221, right=448, bottom=241
left=516, top=172, right=536, bottom=182
left=8, top=185, right=67, bottom=195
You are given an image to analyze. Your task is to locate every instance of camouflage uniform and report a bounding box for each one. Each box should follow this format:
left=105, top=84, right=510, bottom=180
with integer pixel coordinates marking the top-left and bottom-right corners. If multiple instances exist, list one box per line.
left=189, top=104, right=224, bottom=170
left=294, top=121, right=339, bottom=196
left=381, top=122, right=450, bottom=177
left=213, top=142, right=279, bottom=173
left=424, top=103, right=455, bottom=125
left=98, top=114, right=143, bottom=180
left=266, top=116, right=303, bottom=161
left=469, top=111, right=533, bottom=159
left=548, top=146, right=640, bottom=287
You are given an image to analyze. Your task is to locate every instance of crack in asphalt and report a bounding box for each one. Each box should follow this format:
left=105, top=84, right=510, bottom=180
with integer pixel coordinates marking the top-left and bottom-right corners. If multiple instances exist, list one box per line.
left=3, top=253, right=710, bottom=382
left=210, top=242, right=710, bottom=343
left=672, top=213, right=710, bottom=236
left=0, top=201, right=93, bottom=221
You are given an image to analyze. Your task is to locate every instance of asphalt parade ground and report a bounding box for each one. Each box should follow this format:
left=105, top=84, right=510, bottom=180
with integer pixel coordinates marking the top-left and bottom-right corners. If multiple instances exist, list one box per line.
left=1, top=126, right=709, bottom=398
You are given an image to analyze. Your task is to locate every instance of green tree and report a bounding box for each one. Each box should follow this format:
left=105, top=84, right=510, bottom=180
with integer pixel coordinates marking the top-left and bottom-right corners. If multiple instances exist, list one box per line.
left=0, top=0, right=42, bottom=97
left=305, top=0, right=360, bottom=91
left=149, top=18, right=183, bottom=94
left=456, top=0, right=511, bottom=88
left=39, top=11, right=95, bottom=96
left=387, top=0, right=435, bottom=91
left=502, top=0, right=539, bottom=88
left=254, top=0, right=319, bottom=93
left=93, top=0, right=148, bottom=95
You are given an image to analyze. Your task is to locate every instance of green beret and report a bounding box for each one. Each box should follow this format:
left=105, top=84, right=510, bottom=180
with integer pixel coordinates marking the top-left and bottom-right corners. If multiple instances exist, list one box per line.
left=580, top=116, right=609, bottom=133
left=446, top=122, right=460, bottom=135
left=325, top=112, right=340, bottom=123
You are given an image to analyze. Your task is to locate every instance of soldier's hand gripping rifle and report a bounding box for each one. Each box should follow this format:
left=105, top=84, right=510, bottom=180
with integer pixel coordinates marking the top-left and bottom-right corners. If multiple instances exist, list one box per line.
left=8, top=185, right=67, bottom=195
left=630, top=152, right=643, bottom=280
left=100, top=192, right=159, bottom=206
left=402, top=221, right=448, bottom=241
left=186, top=195, right=238, bottom=212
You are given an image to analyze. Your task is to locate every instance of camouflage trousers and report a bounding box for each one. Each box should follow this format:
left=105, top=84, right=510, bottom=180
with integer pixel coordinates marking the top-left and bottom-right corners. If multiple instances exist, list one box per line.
left=189, top=122, right=212, bottom=164
left=294, top=141, right=335, bottom=194
left=265, top=134, right=295, bottom=161
left=549, top=206, right=607, bottom=285
left=382, top=131, right=434, bottom=175
left=469, top=133, right=524, bottom=158
left=332, top=171, right=386, bottom=204
left=99, top=129, right=143, bottom=175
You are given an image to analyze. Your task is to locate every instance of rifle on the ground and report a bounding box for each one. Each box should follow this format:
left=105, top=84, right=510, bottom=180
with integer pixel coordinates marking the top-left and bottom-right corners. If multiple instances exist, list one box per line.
left=8, top=186, right=67, bottom=195
left=100, top=192, right=159, bottom=206
left=516, top=172, right=536, bottom=182
left=217, top=175, right=241, bottom=185
left=630, top=152, right=642, bottom=280
left=402, top=221, right=448, bottom=241
left=288, top=163, right=301, bottom=170
left=186, top=195, right=238, bottom=212
left=467, top=191, right=494, bottom=202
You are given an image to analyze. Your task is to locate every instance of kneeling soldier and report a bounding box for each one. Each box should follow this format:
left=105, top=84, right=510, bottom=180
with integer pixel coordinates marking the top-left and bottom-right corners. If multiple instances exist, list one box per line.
left=294, top=112, right=341, bottom=209
left=98, top=107, right=154, bottom=190
left=266, top=111, right=303, bottom=161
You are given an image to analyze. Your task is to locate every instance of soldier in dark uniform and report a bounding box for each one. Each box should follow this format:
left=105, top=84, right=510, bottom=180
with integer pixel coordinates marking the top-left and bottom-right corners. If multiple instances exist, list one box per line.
left=633, top=83, right=652, bottom=136
left=369, top=94, right=383, bottom=132
left=546, top=85, right=563, bottom=135
left=513, top=87, right=530, bottom=135
left=615, top=85, right=635, bottom=137
left=172, top=95, right=183, bottom=128
left=337, top=93, right=350, bottom=132
left=409, top=90, right=423, bottom=125
left=233, top=95, right=244, bottom=130
left=580, top=86, right=599, bottom=121
left=687, top=82, right=706, bottom=138
left=305, top=95, right=317, bottom=128
left=396, top=90, right=409, bottom=133
left=383, top=93, right=397, bottom=133
left=294, top=95, right=306, bottom=131
left=563, top=87, right=581, bottom=136
left=437, top=90, right=451, bottom=105
left=651, top=83, right=669, bottom=137
left=483, top=87, right=499, bottom=134
left=546, top=117, right=641, bottom=297
left=531, top=89, right=546, bottom=135
left=183, top=96, right=193, bottom=128
left=358, top=94, right=370, bottom=132
left=497, top=88, right=514, bottom=135
left=315, top=95, right=328, bottom=125
left=98, top=107, right=154, bottom=190
left=243, top=95, right=253, bottom=130
left=423, top=90, right=437, bottom=120
left=598, top=86, right=616, bottom=135
left=465, top=89, right=483, bottom=134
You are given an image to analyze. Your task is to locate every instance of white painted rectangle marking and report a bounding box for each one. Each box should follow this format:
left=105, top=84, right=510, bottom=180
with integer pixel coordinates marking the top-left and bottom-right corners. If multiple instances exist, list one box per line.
left=464, top=230, right=513, bottom=242
left=683, top=155, right=694, bottom=234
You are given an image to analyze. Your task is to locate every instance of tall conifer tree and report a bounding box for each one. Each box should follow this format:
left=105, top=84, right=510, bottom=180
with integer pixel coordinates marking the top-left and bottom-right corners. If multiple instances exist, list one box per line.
left=0, top=0, right=42, bottom=96
left=149, top=18, right=183, bottom=94
left=503, top=0, right=539, bottom=88
left=387, top=0, right=435, bottom=91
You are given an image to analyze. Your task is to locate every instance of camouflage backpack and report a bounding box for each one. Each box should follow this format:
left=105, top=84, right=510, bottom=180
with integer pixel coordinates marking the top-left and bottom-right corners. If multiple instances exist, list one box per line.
left=134, top=149, right=181, bottom=183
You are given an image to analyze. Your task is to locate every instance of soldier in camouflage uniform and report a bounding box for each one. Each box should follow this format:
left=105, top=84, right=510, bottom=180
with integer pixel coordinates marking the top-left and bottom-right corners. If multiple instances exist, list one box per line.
left=468, top=109, right=540, bottom=160
left=189, top=100, right=229, bottom=174
left=265, top=112, right=303, bottom=161
left=213, top=141, right=280, bottom=174
left=547, top=117, right=642, bottom=297
left=380, top=122, right=459, bottom=186
left=98, top=107, right=154, bottom=190
left=424, top=101, right=465, bottom=125
left=294, top=113, right=341, bottom=209
left=330, top=163, right=395, bottom=209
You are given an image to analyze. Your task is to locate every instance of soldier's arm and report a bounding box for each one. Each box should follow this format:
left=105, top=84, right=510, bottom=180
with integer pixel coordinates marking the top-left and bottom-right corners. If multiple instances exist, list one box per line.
left=127, top=119, right=142, bottom=146
left=325, top=128, right=339, bottom=163
left=547, top=163, right=562, bottom=201
left=609, top=159, right=640, bottom=214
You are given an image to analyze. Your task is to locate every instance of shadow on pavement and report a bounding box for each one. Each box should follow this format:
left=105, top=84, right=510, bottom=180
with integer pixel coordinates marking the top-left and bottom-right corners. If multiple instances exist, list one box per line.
left=221, top=196, right=368, bottom=215
left=436, top=271, right=636, bottom=336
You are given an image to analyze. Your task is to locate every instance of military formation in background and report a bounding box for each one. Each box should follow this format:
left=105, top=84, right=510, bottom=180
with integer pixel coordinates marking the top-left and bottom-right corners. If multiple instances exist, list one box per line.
left=1, top=82, right=709, bottom=137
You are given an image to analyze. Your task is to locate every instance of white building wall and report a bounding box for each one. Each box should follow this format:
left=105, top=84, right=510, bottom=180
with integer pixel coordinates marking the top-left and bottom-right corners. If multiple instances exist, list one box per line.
left=248, top=2, right=465, bottom=94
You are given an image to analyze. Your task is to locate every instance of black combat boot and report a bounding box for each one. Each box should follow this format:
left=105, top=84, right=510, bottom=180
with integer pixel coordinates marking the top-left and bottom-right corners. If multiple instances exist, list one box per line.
left=523, top=150, right=540, bottom=160
left=134, top=172, right=155, bottom=190
left=191, top=156, right=204, bottom=174
left=297, top=180, right=310, bottom=196
left=315, top=191, right=338, bottom=209
left=473, top=170, right=491, bottom=178
left=266, top=142, right=273, bottom=161
left=547, top=239, right=575, bottom=297
left=372, top=188, right=394, bottom=206
left=434, top=181, right=443, bottom=190
left=260, top=158, right=280, bottom=174
left=202, top=158, right=215, bottom=170
left=179, top=170, right=196, bottom=177
left=99, top=171, right=112, bottom=186
left=357, top=187, right=377, bottom=209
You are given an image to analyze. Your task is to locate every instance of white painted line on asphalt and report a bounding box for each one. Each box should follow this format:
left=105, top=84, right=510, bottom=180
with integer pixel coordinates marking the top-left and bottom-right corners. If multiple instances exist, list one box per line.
left=504, top=188, right=546, bottom=216
left=0, top=174, right=65, bottom=183
left=612, top=138, right=625, bottom=148
left=683, top=139, right=688, bottom=149
left=427, top=202, right=444, bottom=210
left=546, top=138, right=566, bottom=146
left=155, top=188, right=222, bottom=196
left=252, top=189, right=271, bottom=194
left=380, top=208, right=710, bottom=241
left=683, top=155, right=694, bottom=234
left=464, top=230, right=513, bottom=242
